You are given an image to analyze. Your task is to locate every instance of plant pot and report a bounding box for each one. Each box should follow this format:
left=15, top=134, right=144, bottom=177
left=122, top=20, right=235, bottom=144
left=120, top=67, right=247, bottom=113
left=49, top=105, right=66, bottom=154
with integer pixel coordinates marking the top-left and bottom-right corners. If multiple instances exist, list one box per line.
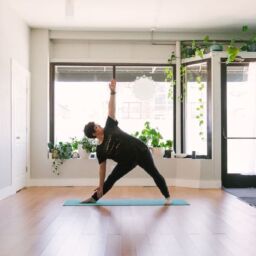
left=163, top=149, right=171, bottom=158
left=78, top=145, right=89, bottom=159
left=151, top=147, right=164, bottom=158
left=52, top=149, right=59, bottom=159
left=247, top=43, right=256, bottom=52
left=210, top=44, right=223, bottom=51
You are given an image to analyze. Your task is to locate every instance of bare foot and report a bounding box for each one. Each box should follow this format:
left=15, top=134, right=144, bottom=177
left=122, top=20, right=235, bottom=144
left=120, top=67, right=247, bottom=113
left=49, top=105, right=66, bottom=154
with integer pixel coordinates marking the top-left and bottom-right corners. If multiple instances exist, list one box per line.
left=80, top=197, right=96, bottom=204
left=164, top=197, right=171, bottom=205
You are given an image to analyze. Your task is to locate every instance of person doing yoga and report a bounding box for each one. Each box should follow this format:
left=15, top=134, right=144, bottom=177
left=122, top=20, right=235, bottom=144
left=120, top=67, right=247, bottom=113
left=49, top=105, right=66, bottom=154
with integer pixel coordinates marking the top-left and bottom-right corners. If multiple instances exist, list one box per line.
left=82, top=79, right=171, bottom=204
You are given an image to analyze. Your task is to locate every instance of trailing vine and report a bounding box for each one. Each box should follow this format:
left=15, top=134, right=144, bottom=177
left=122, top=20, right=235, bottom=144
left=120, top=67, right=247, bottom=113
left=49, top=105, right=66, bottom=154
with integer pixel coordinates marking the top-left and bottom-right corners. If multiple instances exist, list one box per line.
left=164, top=51, right=176, bottom=100
left=180, top=64, right=187, bottom=102
left=195, top=75, right=205, bottom=140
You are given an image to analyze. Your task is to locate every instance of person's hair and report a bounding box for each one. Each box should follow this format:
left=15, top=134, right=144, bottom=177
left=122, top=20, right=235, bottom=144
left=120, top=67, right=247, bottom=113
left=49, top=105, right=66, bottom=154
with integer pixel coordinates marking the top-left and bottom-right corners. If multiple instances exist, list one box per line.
left=83, top=122, right=96, bottom=138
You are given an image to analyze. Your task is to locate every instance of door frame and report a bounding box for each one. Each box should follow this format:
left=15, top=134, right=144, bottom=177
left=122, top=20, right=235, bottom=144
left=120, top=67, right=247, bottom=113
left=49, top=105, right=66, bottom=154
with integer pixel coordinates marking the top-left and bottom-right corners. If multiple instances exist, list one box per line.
left=221, top=59, right=256, bottom=188
left=11, top=59, right=30, bottom=192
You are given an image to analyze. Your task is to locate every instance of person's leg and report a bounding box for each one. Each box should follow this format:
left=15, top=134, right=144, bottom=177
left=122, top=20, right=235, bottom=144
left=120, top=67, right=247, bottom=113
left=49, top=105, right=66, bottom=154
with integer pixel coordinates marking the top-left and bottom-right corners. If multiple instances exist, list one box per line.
left=138, top=149, right=170, bottom=199
left=91, top=162, right=137, bottom=201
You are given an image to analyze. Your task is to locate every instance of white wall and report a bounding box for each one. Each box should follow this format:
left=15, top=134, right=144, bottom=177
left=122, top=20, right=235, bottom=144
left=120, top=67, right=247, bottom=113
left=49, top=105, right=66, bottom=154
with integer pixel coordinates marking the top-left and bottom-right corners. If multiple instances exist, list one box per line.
left=0, top=2, right=30, bottom=197
left=30, top=29, right=50, bottom=179
left=29, top=29, right=225, bottom=188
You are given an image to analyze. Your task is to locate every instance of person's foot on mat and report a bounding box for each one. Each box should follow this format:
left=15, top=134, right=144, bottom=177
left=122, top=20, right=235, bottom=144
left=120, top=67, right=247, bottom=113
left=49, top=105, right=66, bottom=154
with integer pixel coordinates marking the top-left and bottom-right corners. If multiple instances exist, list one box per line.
left=164, top=197, right=171, bottom=205
left=80, top=197, right=96, bottom=204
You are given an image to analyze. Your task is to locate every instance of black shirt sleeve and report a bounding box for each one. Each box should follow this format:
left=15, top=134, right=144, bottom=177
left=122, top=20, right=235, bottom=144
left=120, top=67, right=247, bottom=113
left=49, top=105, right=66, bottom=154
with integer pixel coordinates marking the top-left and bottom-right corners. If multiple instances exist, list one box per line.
left=105, top=116, right=118, bottom=130
left=96, top=150, right=106, bottom=164
left=96, top=116, right=118, bottom=164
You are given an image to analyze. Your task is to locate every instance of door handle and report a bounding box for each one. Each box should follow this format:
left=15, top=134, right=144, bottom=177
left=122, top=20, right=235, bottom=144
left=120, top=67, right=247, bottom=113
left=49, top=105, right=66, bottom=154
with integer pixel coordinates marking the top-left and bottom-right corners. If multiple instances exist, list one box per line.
left=16, top=136, right=20, bottom=139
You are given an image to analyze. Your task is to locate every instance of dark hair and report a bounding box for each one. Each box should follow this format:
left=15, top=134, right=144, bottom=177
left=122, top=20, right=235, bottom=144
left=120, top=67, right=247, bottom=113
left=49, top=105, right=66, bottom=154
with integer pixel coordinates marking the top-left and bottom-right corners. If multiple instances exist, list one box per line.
left=83, top=122, right=96, bottom=138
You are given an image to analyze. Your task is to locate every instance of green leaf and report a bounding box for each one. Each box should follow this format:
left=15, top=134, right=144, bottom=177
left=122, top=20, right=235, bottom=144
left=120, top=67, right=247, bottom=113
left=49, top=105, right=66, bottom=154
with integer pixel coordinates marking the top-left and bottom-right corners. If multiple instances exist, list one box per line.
left=242, top=25, right=248, bottom=32
left=196, top=49, right=204, bottom=58
left=196, top=76, right=201, bottom=83
left=203, top=35, right=209, bottom=43
left=226, top=44, right=240, bottom=63
left=192, top=40, right=196, bottom=49
left=199, top=120, right=204, bottom=126
left=252, top=34, right=256, bottom=43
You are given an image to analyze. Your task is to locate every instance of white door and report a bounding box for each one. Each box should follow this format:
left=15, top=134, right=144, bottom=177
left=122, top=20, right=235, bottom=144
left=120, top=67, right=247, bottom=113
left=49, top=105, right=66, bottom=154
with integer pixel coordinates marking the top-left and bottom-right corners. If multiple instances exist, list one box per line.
left=11, top=60, right=30, bottom=192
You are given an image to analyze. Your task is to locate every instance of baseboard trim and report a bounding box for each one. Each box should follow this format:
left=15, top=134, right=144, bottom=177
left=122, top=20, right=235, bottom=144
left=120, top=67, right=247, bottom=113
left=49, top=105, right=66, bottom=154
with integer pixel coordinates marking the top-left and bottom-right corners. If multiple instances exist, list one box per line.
left=27, top=178, right=221, bottom=188
left=0, top=185, right=15, bottom=200
left=200, top=180, right=222, bottom=188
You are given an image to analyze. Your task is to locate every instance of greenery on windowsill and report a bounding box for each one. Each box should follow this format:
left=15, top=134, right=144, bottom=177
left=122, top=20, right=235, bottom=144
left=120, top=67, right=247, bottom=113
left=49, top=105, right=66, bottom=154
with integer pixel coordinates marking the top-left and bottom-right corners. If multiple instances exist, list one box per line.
left=48, top=136, right=97, bottom=175
left=133, top=121, right=173, bottom=151
left=48, top=141, right=73, bottom=175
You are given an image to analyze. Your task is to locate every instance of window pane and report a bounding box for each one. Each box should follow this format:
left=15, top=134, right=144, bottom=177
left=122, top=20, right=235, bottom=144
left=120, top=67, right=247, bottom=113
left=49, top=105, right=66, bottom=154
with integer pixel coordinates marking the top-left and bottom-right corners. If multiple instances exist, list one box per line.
left=54, top=65, right=174, bottom=143
left=54, top=66, right=113, bottom=142
left=185, top=62, right=208, bottom=155
left=116, top=66, right=173, bottom=142
left=227, top=63, right=256, bottom=137
left=227, top=139, right=256, bottom=174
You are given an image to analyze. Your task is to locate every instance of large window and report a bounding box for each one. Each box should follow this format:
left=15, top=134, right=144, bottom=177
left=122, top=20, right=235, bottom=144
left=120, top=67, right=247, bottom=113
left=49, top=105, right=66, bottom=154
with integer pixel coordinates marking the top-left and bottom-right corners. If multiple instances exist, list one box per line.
left=182, top=60, right=212, bottom=158
left=50, top=64, right=175, bottom=145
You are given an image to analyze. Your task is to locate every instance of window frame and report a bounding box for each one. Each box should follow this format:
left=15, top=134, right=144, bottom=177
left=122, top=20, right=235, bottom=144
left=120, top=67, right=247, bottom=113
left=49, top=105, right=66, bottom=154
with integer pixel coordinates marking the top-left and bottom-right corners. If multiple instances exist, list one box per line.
left=181, top=59, right=212, bottom=159
left=221, top=58, right=256, bottom=187
left=49, top=62, right=176, bottom=151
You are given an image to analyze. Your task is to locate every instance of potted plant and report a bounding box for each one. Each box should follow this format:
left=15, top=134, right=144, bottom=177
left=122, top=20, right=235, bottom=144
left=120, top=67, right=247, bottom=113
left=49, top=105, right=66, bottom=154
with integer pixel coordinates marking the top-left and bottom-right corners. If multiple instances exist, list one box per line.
left=47, top=141, right=73, bottom=175
left=71, top=137, right=80, bottom=158
left=162, top=140, right=173, bottom=158
left=241, top=25, right=256, bottom=52
left=133, top=122, right=164, bottom=157
left=78, top=136, right=97, bottom=158
left=226, top=39, right=241, bottom=63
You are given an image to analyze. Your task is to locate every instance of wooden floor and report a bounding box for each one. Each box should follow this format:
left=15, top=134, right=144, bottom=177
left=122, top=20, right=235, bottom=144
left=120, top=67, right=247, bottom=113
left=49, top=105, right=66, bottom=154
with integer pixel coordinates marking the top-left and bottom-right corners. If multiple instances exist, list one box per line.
left=0, top=186, right=256, bottom=256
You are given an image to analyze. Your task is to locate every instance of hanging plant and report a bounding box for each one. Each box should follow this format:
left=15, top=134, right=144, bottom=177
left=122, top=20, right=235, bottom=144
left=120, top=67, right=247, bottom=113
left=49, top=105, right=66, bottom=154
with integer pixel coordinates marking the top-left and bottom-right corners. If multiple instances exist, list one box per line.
left=195, top=76, right=205, bottom=140
left=192, top=40, right=205, bottom=58
left=180, top=64, right=187, bottom=102
left=240, top=25, right=256, bottom=52
left=164, top=51, right=176, bottom=100
left=226, top=39, right=240, bottom=64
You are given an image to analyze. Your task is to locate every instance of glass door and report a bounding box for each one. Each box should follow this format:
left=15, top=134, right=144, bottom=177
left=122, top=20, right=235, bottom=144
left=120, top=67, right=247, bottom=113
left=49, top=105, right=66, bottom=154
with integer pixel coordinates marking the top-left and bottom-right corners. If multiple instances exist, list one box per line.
left=221, top=61, right=256, bottom=187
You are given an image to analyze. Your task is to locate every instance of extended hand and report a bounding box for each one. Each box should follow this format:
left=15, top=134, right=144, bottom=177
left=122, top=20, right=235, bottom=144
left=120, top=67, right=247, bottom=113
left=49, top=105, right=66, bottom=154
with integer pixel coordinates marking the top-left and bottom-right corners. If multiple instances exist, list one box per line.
left=109, top=79, right=116, bottom=93
left=94, top=186, right=103, bottom=198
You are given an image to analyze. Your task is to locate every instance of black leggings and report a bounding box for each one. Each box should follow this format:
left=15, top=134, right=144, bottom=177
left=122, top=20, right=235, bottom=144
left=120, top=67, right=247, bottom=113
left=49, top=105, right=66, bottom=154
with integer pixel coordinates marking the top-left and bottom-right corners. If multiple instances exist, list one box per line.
left=92, top=148, right=170, bottom=200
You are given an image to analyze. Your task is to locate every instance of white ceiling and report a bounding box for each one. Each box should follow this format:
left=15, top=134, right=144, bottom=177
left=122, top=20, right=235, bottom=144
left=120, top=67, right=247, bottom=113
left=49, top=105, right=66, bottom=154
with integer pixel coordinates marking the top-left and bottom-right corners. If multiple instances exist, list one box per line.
left=8, top=0, right=256, bottom=32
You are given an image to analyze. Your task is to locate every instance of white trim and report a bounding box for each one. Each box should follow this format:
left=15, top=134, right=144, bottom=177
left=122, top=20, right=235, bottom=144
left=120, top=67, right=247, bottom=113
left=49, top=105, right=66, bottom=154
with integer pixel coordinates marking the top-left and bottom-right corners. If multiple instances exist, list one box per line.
left=200, top=180, right=222, bottom=188
left=50, top=30, right=244, bottom=41
left=0, top=186, right=15, bottom=201
left=27, top=178, right=220, bottom=188
left=49, top=58, right=170, bottom=64
left=175, top=179, right=221, bottom=188
left=175, top=179, right=200, bottom=188
left=27, top=178, right=161, bottom=187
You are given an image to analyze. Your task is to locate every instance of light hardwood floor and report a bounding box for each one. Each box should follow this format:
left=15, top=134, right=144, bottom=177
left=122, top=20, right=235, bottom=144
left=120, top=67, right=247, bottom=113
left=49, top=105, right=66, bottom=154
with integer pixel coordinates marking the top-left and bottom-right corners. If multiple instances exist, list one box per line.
left=0, top=186, right=256, bottom=256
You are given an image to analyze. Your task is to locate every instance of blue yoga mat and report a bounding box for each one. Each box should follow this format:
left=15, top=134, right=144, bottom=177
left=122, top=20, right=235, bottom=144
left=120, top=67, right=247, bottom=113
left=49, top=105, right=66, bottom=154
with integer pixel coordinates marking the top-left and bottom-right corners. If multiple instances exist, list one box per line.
left=63, top=198, right=189, bottom=206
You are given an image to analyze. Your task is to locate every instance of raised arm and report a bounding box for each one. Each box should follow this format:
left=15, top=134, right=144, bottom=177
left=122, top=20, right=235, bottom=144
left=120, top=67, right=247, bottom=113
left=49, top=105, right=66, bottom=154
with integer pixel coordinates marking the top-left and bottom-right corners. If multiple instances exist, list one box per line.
left=96, top=161, right=106, bottom=198
left=108, top=79, right=116, bottom=120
